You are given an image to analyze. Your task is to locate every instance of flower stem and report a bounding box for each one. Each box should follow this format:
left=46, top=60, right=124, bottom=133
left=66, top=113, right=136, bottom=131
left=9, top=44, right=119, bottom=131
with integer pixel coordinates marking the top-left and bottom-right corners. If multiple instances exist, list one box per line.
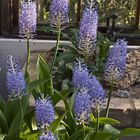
left=19, top=97, right=24, bottom=130
left=96, top=108, right=100, bottom=132
left=50, top=24, right=61, bottom=72
left=105, top=82, right=114, bottom=118
left=82, top=121, right=85, bottom=139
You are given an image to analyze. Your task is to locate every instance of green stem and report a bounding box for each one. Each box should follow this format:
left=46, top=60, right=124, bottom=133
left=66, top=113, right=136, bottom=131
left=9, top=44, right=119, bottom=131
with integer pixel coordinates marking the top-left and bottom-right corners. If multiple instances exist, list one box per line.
left=50, top=25, right=61, bottom=72
left=105, top=82, right=114, bottom=118
left=82, top=121, right=85, bottom=139
left=19, top=97, right=24, bottom=130
left=25, top=36, right=30, bottom=79
left=96, top=108, right=100, bottom=132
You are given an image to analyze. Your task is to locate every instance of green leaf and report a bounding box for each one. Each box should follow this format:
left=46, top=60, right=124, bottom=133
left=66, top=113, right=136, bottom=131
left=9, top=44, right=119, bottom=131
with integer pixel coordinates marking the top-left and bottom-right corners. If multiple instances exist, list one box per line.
left=56, top=52, right=78, bottom=64
left=49, top=113, right=66, bottom=133
left=4, top=99, right=20, bottom=126
left=90, top=112, right=95, bottom=121
left=119, top=128, right=140, bottom=137
left=52, top=89, right=76, bottom=135
left=24, top=106, right=34, bottom=131
left=6, top=111, right=21, bottom=140
left=69, top=93, right=75, bottom=111
left=36, top=55, right=53, bottom=96
left=51, top=88, right=73, bottom=107
left=6, top=96, right=28, bottom=140
left=0, top=96, right=5, bottom=112
left=58, top=132, right=66, bottom=140
left=104, top=124, right=120, bottom=139
left=87, top=131, right=113, bottom=140
left=27, top=78, right=50, bottom=92
left=0, top=134, right=6, bottom=140
left=54, top=91, right=76, bottom=135
left=68, top=129, right=84, bottom=140
left=64, top=107, right=76, bottom=135
left=0, top=110, right=8, bottom=133
left=94, top=117, right=120, bottom=125
left=20, top=130, right=40, bottom=140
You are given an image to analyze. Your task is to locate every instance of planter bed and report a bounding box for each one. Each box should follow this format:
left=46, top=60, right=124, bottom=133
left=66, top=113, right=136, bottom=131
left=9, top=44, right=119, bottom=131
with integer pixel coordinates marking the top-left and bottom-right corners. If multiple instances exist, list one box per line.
left=0, top=39, right=140, bottom=139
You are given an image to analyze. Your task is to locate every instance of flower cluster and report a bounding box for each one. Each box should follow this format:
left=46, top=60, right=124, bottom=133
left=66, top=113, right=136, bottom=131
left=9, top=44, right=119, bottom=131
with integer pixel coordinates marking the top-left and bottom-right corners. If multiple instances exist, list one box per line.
left=19, top=0, right=37, bottom=39
left=78, top=7, right=98, bottom=54
left=73, top=60, right=106, bottom=122
left=73, top=88, right=91, bottom=123
left=6, top=55, right=26, bottom=98
left=35, top=95, right=55, bottom=129
left=104, top=39, right=127, bottom=83
left=49, top=0, right=69, bottom=30
left=72, top=59, right=89, bottom=88
left=88, top=76, right=106, bottom=110
left=39, top=131, right=56, bottom=140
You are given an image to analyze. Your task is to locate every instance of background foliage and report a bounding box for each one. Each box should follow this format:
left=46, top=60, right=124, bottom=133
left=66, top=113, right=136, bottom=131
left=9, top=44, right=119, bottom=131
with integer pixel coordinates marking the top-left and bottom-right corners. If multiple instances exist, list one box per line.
left=36, top=0, right=137, bottom=26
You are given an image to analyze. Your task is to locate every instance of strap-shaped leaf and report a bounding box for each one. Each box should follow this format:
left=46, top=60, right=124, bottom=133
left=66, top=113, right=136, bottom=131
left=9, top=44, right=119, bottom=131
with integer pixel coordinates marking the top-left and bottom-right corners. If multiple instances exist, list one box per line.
left=36, top=55, right=53, bottom=96
left=0, top=110, right=8, bottom=133
left=6, top=96, right=28, bottom=140
left=49, top=112, right=66, bottom=133
left=119, top=128, right=140, bottom=137
left=86, top=131, right=113, bottom=140
left=0, top=96, right=5, bottom=112
left=27, top=78, right=50, bottom=92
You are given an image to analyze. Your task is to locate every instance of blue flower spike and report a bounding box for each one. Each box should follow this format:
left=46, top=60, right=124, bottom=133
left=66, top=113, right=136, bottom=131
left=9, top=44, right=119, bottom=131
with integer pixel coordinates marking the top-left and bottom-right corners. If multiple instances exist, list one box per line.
left=6, top=55, right=26, bottom=99
left=19, top=0, right=37, bottom=39
left=104, top=39, right=127, bottom=84
left=35, top=95, right=55, bottom=129
left=73, top=87, right=91, bottom=124
left=78, top=7, right=98, bottom=55
left=49, top=0, right=69, bottom=30
left=72, top=59, right=90, bottom=88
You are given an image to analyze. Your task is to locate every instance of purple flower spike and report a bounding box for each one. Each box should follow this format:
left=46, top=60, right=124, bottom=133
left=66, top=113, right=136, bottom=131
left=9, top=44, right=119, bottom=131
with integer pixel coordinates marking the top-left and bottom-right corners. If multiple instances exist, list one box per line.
left=35, top=95, right=55, bottom=129
left=19, top=0, right=37, bottom=38
left=104, top=39, right=127, bottom=83
left=72, top=59, right=90, bottom=88
left=49, top=0, right=69, bottom=30
left=39, top=131, right=56, bottom=140
left=6, top=55, right=26, bottom=98
left=78, top=7, right=98, bottom=54
left=88, top=76, right=106, bottom=111
left=73, top=88, right=91, bottom=123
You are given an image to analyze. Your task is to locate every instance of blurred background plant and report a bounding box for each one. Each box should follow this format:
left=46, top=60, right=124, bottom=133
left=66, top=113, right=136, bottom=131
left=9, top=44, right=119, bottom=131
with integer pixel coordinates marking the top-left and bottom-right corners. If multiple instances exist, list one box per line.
left=36, top=0, right=137, bottom=30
